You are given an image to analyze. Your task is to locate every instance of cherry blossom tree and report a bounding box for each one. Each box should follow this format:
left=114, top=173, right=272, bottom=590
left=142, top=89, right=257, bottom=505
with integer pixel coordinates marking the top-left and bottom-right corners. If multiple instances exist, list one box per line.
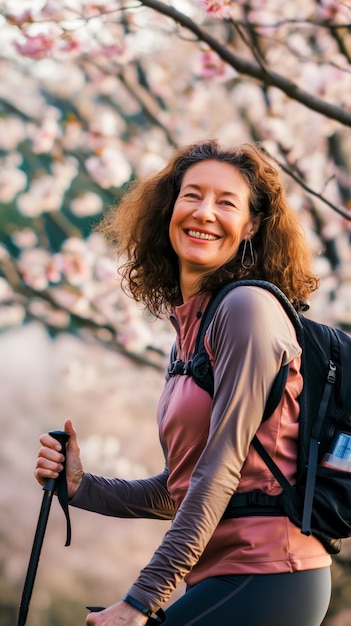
left=0, top=0, right=350, bottom=363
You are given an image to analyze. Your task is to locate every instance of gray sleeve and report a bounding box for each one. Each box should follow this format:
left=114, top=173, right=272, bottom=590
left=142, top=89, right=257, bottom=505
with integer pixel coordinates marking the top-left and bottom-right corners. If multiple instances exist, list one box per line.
left=69, top=468, right=175, bottom=521
left=206, top=285, right=301, bottom=471
left=126, top=286, right=301, bottom=612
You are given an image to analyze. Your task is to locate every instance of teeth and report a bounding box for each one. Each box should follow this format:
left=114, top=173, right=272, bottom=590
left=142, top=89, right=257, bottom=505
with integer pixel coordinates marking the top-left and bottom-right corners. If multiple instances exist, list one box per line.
left=187, top=230, right=218, bottom=240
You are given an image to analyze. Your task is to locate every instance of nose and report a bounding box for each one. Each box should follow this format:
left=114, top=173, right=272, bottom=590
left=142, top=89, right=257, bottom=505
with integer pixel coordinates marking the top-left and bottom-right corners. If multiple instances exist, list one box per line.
left=192, top=195, right=216, bottom=221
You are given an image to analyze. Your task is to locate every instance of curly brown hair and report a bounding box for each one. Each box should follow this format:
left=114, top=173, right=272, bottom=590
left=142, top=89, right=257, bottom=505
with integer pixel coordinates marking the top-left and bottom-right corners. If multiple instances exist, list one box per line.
left=98, top=140, right=319, bottom=316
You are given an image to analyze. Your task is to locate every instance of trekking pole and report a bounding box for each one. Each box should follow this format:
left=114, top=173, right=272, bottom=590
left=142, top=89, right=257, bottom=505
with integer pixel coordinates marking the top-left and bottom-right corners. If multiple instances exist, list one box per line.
left=17, top=430, right=70, bottom=626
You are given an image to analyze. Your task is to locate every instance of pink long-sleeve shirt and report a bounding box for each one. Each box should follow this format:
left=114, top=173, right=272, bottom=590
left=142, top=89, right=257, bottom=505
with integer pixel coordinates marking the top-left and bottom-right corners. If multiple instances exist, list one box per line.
left=71, top=285, right=331, bottom=613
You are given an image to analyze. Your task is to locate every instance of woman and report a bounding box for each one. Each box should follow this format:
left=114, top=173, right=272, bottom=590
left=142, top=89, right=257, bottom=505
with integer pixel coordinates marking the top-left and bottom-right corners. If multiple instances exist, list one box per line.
left=35, top=141, right=332, bottom=626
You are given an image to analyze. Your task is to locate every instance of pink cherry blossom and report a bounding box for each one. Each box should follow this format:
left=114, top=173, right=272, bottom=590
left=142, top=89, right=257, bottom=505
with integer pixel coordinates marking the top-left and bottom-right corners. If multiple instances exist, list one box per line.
left=195, top=0, right=231, bottom=19
left=85, top=148, right=132, bottom=189
left=196, top=49, right=226, bottom=78
left=18, top=249, right=62, bottom=290
left=100, top=42, right=134, bottom=64
left=13, top=33, right=56, bottom=60
left=316, top=0, right=350, bottom=21
left=0, top=167, right=27, bottom=203
left=59, top=37, right=82, bottom=54
left=0, top=118, right=26, bottom=151
left=70, top=192, right=103, bottom=217
left=55, top=238, right=94, bottom=287
left=11, top=229, right=38, bottom=250
left=30, top=115, right=62, bottom=154
left=17, top=177, right=64, bottom=216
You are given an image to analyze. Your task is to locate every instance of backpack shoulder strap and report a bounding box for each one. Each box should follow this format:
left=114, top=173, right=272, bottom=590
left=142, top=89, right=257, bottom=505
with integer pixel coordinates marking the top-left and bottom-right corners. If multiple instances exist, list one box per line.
left=166, top=341, right=177, bottom=383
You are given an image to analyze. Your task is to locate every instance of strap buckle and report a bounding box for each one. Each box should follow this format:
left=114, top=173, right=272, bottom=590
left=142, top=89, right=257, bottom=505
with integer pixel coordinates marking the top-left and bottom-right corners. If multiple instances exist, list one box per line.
left=169, top=360, right=192, bottom=376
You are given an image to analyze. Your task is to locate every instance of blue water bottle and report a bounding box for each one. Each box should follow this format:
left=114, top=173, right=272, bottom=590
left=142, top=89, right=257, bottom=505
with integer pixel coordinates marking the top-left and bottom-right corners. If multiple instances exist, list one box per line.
left=321, top=432, right=351, bottom=472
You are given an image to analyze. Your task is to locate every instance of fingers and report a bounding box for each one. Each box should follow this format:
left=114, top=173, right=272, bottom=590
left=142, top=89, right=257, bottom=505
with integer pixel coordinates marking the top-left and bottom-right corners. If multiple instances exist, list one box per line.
left=34, top=450, right=64, bottom=483
left=34, top=432, right=66, bottom=485
left=34, top=460, right=63, bottom=485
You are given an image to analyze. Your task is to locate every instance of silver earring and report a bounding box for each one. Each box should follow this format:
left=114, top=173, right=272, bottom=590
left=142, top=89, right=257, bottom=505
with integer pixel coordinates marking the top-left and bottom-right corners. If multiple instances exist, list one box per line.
left=241, top=238, right=255, bottom=269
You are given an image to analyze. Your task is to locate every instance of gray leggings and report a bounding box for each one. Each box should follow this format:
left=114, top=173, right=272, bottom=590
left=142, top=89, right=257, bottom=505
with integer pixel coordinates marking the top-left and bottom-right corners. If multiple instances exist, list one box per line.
left=163, top=568, right=331, bottom=626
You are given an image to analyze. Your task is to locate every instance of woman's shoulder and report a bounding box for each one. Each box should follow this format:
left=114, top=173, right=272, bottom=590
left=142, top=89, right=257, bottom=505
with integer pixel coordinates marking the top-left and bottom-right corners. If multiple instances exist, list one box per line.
left=209, top=284, right=299, bottom=349
left=215, top=284, right=288, bottom=322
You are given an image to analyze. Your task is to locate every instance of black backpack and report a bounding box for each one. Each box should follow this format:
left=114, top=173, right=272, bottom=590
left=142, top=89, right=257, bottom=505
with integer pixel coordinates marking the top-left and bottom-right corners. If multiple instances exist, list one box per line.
left=168, top=280, right=351, bottom=554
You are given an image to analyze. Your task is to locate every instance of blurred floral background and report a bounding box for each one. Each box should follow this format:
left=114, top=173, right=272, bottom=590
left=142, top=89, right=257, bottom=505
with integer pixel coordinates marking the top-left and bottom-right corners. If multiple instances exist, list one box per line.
left=0, top=0, right=350, bottom=624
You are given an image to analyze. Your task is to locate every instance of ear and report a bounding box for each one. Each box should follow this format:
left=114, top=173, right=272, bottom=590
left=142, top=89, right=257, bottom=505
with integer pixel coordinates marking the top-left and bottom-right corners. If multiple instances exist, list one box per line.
left=249, top=213, right=263, bottom=237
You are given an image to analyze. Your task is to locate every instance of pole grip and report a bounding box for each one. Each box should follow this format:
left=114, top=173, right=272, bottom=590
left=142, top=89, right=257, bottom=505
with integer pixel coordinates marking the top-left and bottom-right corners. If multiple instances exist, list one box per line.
left=49, top=429, right=70, bottom=447
left=43, top=431, right=70, bottom=492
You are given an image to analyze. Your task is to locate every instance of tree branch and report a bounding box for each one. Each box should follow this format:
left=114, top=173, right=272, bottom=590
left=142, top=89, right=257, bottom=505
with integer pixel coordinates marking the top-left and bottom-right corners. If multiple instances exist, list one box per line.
left=118, top=69, right=178, bottom=147
left=276, top=158, right=351, bottom=220
left=139, top=0, right=351, bottom=127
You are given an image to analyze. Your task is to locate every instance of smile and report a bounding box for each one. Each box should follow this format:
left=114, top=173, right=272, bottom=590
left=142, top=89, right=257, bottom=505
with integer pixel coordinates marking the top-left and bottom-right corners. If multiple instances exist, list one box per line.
left=186, top=229, right=219, bottom=241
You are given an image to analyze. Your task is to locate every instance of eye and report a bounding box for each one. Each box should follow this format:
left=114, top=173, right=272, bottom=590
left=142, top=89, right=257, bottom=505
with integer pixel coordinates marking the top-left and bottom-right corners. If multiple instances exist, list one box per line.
left=184, top=192, right=200, bottom=199
left=219, top=199, right=235, bottom=207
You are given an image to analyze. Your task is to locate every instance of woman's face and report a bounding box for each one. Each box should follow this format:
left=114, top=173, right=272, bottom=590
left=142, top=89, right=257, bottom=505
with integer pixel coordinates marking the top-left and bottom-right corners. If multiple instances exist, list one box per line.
left=169, top=160, right=259, bottom=293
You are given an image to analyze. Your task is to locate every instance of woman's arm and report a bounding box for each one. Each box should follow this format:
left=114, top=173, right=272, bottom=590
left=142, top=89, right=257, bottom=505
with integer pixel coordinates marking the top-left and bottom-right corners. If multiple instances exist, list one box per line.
left=35, top=419, right=175, bottom=520
left=70, top=468, right=175, bottom=520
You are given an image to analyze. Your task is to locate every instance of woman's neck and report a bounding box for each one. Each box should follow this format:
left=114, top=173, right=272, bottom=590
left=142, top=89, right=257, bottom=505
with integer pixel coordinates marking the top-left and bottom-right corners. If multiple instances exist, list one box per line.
left=180, top=273, right=203, bottom=303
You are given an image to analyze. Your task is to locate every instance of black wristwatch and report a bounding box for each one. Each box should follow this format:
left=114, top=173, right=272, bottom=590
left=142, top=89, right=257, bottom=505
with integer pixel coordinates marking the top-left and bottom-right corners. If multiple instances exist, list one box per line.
left=123, top=594, right=166, bottom=624
left=123, top=594, right=152, bottom=617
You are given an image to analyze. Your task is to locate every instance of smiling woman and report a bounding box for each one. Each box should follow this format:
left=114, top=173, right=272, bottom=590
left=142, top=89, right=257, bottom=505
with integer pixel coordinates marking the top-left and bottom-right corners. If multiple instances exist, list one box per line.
left=34, top=140, right=330, bottom=626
